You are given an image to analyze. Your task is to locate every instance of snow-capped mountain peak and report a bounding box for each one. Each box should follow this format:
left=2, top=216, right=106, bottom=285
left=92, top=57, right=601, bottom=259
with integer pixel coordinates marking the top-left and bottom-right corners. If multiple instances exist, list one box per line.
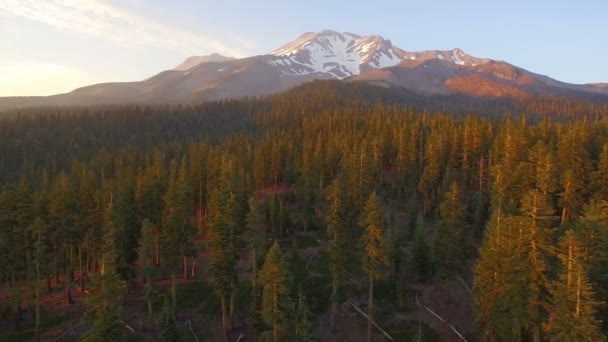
left=268, top=30, right=406, bottom=79
left=267, top=30, right=491, bottom=79
left=401, top=48, right=489, bottom=67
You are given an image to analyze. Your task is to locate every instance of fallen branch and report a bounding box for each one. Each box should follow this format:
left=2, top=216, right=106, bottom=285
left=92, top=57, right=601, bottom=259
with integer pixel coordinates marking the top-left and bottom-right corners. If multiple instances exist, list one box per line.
left=187, top=320, right=200, bottom=342
left=415, top=296, right=467, bottom=341
left=52, top=322, right=84, bottom=342
left=235, top=333, right=245, bottom=342
left=456, top=276, right=473, bottom=298
left=348, top=302, right=394, bottom=341
left=121, top=320, right=135, bottom=334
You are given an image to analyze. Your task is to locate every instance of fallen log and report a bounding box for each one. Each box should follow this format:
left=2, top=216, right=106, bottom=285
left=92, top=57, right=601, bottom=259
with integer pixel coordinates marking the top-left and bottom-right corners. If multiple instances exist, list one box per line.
left=187, top=320, right=200, bottom=342
left=415, top=296, right=467, bottom=341
left=348, top=301, right=394, bottom=341
left=51, top=322, right=83, bottom=341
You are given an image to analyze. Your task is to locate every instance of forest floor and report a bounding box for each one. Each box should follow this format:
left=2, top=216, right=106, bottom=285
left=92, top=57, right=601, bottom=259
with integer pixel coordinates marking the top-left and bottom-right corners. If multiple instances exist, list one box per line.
left=0, top=227, right=476, bottom=341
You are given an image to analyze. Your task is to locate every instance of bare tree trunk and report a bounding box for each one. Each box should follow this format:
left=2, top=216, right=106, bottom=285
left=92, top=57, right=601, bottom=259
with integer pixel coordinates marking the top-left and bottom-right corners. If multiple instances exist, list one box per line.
left=330, top=270, right=338, bottom=333
left=79, top=245, right=84, bottom=291
left=64, top=269, right=74, bottom=304
left=229, top=284, right=235, bottom=330
left=367, top=275, right=374, bottom=342
left=191, top=259, right=196, bottom=279
left=46, top=275, right=52, bottom=293
left=220, top=295, right=229, bottom=342
left=183, top=255, right=188, bottom=280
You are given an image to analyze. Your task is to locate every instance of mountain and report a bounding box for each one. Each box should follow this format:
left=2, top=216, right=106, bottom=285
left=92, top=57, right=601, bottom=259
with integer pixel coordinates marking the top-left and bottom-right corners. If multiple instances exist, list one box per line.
left=172, top=53, right=235, bottom=71
left=0, top=30, right=606, bottom=110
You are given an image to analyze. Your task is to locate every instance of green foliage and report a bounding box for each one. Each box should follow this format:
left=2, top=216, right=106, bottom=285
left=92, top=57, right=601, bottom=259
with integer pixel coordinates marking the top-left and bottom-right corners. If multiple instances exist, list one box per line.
left=546, top=230, right=605, bottom=341
left=359, top=192, right=388, bottom=279
left=82, top=207, right=125, bottom=342
left=158, top=297, right=182, bottom=342
left=433, top=182, right=467, bottom=276
left=258, top=242, right=293, bottom=340
left=411, top=214, right=431, bottom=281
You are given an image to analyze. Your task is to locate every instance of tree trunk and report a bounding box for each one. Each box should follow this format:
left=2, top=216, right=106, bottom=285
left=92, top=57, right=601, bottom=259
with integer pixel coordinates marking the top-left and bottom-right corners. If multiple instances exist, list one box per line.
left=34, top=248, right=41, bottom=341
left=367, top=275, right=374, bottom=342
left=220, top=295, right=229, bottom=342
left=65, top=269, right=74, bottom=304
left=229, top=283, right=235, bottom=330
left=330, top=270, right=338, bottom=333
left=69, top=245, right=74, bottom=282
left=191, top=259, right=196, bottom=279
left=46, top=275, right=52, bottom=293
left=79, top=245, right=84, bottom=291
left=171, top=273, right=177, bottom=313
left=11, top=274, right=20, bottom=328
left=146, top=283, right=153, bottom=325
left=183, top=255, right=188, bottom=280
left=155, top=243, right=160, bottom=266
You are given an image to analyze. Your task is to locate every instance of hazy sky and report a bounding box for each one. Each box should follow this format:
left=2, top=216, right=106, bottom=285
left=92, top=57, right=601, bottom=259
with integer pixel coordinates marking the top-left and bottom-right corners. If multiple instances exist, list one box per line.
left=1, top=0, right=606, bottom=96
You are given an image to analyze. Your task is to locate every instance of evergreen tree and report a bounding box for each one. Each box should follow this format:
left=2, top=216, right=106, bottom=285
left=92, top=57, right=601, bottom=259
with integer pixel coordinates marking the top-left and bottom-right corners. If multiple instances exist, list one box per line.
left=258, top=242, right=293, bottom=341
left=245, top=196, right=267, bottom=336
left=359, top=192, right=387, bottom=342
left=433, top=182, right=467, bottom=277
left=158, top=297, right=182, bottom=342
left=411, top=214, right=431, bottom=281
left=138, top=218, right=155, bottom=322
left=294, top=291, right=315, bottom=342
left=207, top=166, right=238, bottom=341
left=82, top=201, right=125, bottom=342
left=546, top=230, right=604, bottom=341
left=30, top=217, right=46, bottom=340
left=325, top=179, right=348, bottom=331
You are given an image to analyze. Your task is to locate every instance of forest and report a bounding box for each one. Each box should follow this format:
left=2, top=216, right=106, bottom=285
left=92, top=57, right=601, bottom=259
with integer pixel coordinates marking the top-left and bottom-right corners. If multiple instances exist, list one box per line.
left=1, top=81, right=608, bottom=341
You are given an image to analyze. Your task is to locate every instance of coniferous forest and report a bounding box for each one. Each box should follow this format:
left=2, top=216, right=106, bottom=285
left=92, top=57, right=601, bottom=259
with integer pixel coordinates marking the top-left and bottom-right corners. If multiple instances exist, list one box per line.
left=2, top=81, right=608, bottom=341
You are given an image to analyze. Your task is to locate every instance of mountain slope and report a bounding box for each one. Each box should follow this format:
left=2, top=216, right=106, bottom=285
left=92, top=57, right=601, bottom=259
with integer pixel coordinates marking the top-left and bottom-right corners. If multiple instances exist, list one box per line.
left=0, top=30, right=606, bottom=110
left=172, top=53, right=235, bottom=71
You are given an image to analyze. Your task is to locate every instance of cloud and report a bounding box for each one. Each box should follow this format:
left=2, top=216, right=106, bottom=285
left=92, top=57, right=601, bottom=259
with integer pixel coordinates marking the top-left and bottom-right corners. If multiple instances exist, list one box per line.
left=0, top=0, right=251, bottom=57
left=0, top=61, right=93, bottom=96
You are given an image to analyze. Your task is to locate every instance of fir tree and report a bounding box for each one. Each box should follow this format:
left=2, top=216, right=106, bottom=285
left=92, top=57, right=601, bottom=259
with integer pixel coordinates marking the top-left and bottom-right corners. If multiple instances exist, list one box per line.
left=158, top=297, right=182, bottom=342
left=433, top=182, right=467, bottom=277
left=82, top=200, right=125, bottom=342
left=546, top=230, right=604, bottom=341
left=294, top=291, right=315, bottom=342
left=325, top=179, right=348, bottom=331
left=258, top=242, right=293, bottom=341
left=411, top=214, right=430, bottom=281
left=359, top=192, right=387, bottom=342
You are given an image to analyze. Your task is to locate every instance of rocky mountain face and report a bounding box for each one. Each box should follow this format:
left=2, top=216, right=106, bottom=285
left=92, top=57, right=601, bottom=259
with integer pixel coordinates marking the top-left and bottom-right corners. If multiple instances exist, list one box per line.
left=1, top=30, right=606, bottom=110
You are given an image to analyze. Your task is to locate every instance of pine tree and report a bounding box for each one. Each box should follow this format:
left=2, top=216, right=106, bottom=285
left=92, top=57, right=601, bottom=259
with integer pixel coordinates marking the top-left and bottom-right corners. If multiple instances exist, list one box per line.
left=474, top=209, right=523, bottom=340
left=158, top=297, right=182, bottom=342
left=138, top=218, right=155, bottom=322
left=433, top=182, right=467, bottom=277
left=245, top=196, right=267, bottom=336
left=82, top=201, right=125, bottom=342
left=325, top=179, right=348, bottom=331
left=294, top=291, right=314, bottom=342
left=258, top=242, right=293, bottom=341
left=546, top=230, right=604, bottom=341
left=411, top=214, right=430, bottom=281
left=359, top=192, right=387, bottom=342
left=207, top=166, right=238, bottom=341
left=30, top=218, right=46, bottom=340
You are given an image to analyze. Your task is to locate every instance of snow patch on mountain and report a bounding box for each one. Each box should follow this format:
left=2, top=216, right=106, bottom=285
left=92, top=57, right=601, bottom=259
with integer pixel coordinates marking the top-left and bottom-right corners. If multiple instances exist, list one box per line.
left=268, top=30, right=404, bottom=79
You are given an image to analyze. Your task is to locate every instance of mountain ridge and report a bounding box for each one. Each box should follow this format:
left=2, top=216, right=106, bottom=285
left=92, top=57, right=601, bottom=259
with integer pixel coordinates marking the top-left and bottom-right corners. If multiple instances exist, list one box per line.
left=0, top=30, right=607, bottom=110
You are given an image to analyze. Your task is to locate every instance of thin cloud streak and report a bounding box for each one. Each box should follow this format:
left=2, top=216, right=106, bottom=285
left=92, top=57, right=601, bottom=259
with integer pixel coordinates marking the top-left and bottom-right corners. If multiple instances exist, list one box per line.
left=0, top=0, right=251, bottom=57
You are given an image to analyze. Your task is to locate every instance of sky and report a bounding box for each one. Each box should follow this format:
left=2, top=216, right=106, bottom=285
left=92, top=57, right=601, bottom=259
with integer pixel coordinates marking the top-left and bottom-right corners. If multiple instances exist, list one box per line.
left=1, top=0, right=607, bottom=96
